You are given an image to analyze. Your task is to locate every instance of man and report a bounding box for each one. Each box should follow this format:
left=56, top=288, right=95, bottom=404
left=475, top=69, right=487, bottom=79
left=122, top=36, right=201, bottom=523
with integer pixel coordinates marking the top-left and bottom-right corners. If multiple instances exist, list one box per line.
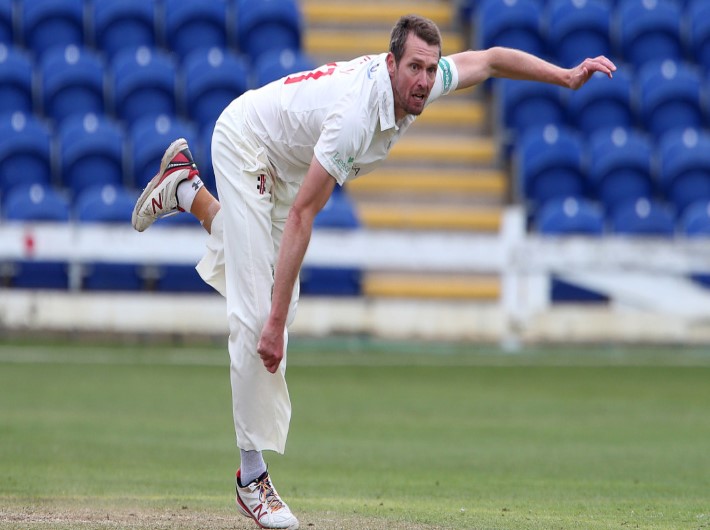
left=132, top=14, right=616, bottom=530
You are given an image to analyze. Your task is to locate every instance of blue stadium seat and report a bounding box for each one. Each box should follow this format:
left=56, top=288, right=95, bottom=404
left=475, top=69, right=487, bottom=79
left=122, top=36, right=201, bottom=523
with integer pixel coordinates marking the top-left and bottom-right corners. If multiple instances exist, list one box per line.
left=536, top=196, right=605, bottom=234
left=20, top=0, right=85, bottom=59
left=155, top=264, right=214, bottom=293
left=252, top=48, right=316, bottom=88
left=162, top=0, right=230, bottom=60
left=587, top=127, right=654, bottom=215
left=615, top=0, right=683, bottom=70
left=546, top=0, right=612, bottom=67
left=236, top=0, right=302, bottom=64
left=658, top=127, right=710, bottom=215
left=475, top=0, right=545, bottom=58
left=687, top=0, right=710, bottom=71
left=38, top=44, right=105, bottom=125
left=58, top=113, right=125, bottom=197
left=74, top=184, right=134, bottom=224
left=129, top=114, right=197, bottom=189
left=536, top=195, right=608, bottom=302
left=3, top=183, right=70, bottom=221
left=679, top=199, right=710, bottom=236
left=75, top=184, right=143, bottom=291
left=565, top=69, right=635, bottom=137
left=515, top=124, right=586, bottom=207
left=637, top=60, right=704, bottom=139
left=496, top=79, right=565, bottom=153
left=0, top=0, right=13, bottom=46
left=110, top=46, right=178, bottom=126
left=0, top=112, right=52, bottom=194
left=0, top=44, right=33, bottom=116
left=182, top=47, right=249, bottom=131
left=609, top=197, right=675, bottom=237
left=3, top=184, right=71, bottom=289
left=314, top=191, right=360, bottom=229
left=302, top=192, right=362, bottom=296
left=92, top=0, right=156, bottom=61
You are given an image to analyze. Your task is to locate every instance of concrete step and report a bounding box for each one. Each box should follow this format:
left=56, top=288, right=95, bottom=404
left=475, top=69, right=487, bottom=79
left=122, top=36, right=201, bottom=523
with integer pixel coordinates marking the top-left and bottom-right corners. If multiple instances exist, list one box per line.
left=414, top=98, right=485, bottom=129
left=357, top=203, right=502, bottom=231
left=304, top=29, right=463, bottom=58
left=363, top=272, right=501, bottom=300
left=302, top=2, right=454, bottom=27
left=346, top=168, right=507, bottom=198
left=388, top=135, right=497, bottom=166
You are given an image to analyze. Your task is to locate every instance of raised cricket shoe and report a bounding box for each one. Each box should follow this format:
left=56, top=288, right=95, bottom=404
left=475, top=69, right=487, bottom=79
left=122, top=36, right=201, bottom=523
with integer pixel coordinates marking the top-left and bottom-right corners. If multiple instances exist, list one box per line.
left=236, top=469, right=299, bottom=530
left=131, top=138, right=201, bottom=232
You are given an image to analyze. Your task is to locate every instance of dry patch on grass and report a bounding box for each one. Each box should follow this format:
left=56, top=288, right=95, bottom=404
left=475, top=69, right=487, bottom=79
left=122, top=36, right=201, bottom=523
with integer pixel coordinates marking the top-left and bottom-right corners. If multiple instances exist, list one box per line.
left=0, top=506, right=446, bottom=530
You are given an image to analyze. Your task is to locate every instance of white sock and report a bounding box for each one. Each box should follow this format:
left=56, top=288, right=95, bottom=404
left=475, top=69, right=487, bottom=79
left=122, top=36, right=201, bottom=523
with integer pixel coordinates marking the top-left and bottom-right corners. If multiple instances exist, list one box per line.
left=239, top=449, right=267, bottom=486
left=176, top=176, right=203, bottom=213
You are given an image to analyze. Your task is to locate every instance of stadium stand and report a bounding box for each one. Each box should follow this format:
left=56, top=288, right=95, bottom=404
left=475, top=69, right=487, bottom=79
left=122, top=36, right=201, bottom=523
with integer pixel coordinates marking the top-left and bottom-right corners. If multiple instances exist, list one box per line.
left=546, top=0, right=612, bottom=68
left=496, top=78, right=566, bottom=151
left=182, top=47, right=249, bottom=131
left=74, top=184, right=144, bottom=291
left=515, top=124, right=586, bottom=209
left=58, top=113, right=125, bottom=197
left=565, top=69, right=635, bottom=137
left=110, top=46, right=178, bottom=127
left=0, top=112, right=52, bottom=194
left=686, top=0, right=710, bottom=71
left=91, top=0, right=157, bottom=61
left=236, top=0, right=303, bottom=64
left=657, top=127, right=710, bottom=216
left=0, top=0, right=13, bottom=47
left=19, top=0, right=85, bottom=59
left=536, top=196, right=605, bottom=234
left=614, top=0, right=683, bottom=70
left=587, top=127, right=655, bottom=215
left=0, top=44, right=33, bottom=116
left=2, top=183, right=71, bottom=289
left=679, top=199, right=710, bottom=236
left=38, top=44, right=105, bottom=125
left=475, top=0, right=545, bottom=58
left=162, top=0, right=230, bottom=60
left=636, top=59, right=704, bottom=140
left=609, top=197, right=676, bottom=237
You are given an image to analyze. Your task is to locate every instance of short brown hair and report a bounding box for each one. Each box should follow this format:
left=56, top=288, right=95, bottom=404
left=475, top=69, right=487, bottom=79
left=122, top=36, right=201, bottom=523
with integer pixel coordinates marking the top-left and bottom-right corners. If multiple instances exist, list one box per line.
left=389, top=14, right=442, bottom=64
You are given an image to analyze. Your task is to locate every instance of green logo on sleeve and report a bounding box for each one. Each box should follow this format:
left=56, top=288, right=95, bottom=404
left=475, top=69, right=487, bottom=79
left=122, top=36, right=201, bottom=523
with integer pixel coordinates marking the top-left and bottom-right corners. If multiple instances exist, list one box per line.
left=438, top=58, right=452, bottom=93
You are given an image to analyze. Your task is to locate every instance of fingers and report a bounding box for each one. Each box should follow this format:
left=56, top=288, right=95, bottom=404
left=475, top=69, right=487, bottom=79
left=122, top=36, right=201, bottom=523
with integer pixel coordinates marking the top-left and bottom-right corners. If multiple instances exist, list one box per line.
left=586, top=55, right=617, bottom=78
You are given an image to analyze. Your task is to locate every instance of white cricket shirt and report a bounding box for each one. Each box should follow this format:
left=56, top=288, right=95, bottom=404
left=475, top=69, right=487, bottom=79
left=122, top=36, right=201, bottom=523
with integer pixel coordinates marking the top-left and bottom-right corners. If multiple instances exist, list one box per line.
left=239, top=52, right=459, bottom=185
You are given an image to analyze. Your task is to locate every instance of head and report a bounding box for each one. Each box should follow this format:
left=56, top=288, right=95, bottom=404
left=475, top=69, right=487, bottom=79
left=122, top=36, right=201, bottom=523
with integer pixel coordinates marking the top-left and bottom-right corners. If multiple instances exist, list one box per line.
left=387, top=15, right=442, bottom=120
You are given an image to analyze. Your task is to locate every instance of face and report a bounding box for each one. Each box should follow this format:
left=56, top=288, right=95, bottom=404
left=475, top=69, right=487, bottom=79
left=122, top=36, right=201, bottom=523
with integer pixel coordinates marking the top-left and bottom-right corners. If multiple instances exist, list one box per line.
left=387, top=33, right=440, bottom=121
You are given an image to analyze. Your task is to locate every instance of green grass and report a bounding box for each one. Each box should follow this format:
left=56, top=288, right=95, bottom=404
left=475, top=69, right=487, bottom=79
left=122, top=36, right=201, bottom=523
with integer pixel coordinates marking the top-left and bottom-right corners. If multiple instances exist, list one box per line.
left=1, top=339, right=710, bottom=529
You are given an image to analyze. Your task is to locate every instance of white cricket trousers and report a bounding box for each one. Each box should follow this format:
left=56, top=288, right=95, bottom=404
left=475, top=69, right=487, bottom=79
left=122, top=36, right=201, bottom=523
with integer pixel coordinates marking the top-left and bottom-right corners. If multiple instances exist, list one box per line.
left=195, top=97, right=300, bottom=454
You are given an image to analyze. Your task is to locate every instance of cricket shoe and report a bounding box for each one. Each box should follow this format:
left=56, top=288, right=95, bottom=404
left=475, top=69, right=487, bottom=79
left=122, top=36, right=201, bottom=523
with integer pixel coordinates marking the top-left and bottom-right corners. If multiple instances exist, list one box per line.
left=131, top=138, right=201, bottom=232
left=236, top=469, right=299, bottom=530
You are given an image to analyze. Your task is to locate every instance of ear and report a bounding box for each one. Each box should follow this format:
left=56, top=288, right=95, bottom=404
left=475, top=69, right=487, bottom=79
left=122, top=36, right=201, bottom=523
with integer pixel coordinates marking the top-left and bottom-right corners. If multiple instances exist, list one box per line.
left=386, top=52, right=396, bottom=76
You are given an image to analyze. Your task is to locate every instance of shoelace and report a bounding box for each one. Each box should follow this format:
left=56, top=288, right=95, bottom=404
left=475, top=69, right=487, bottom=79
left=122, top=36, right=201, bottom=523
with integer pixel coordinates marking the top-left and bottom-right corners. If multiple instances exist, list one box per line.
left=255, top=477, right=285, bottom=513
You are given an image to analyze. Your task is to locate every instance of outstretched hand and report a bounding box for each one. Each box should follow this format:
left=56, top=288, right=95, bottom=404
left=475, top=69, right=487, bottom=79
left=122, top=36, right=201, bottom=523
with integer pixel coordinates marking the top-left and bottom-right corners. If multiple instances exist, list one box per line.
left=257, top=320, right=285, bottom=373
left=568, top=56, right=617, bottom=90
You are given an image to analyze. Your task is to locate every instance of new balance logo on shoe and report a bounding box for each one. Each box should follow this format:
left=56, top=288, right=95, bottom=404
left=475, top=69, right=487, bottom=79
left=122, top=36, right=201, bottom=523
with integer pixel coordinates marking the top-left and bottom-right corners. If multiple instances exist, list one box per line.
left=151, top=195, right=163, bottom=214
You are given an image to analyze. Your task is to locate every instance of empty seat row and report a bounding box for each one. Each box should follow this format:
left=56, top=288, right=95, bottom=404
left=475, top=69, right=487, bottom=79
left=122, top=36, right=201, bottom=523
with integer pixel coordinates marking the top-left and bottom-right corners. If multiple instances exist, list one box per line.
left=0, top=181, right=361, bottom=293
left=498, top=59, right=710, bottom=148
left=517, top=124, right=710, bottom=217
left=0, top=0, right=302, bottom=65
left=472, top=0, right=710, bottom=72
left=535, top=195, right=710, bottom=238
left=0, top=43, right=316, bottom=131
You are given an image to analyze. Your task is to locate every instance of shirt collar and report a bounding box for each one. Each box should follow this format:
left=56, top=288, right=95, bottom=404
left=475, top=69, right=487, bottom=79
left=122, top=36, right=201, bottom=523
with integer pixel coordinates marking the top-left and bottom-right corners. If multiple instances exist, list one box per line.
left=375, top=54, right=397, bottom=131
left=374, top=53, right=416, bottom=132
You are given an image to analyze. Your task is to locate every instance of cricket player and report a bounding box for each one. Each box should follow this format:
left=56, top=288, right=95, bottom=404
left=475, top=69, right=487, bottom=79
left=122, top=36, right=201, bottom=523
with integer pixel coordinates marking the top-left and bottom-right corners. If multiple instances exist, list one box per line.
left=131, top=14, right=615, bottom=529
